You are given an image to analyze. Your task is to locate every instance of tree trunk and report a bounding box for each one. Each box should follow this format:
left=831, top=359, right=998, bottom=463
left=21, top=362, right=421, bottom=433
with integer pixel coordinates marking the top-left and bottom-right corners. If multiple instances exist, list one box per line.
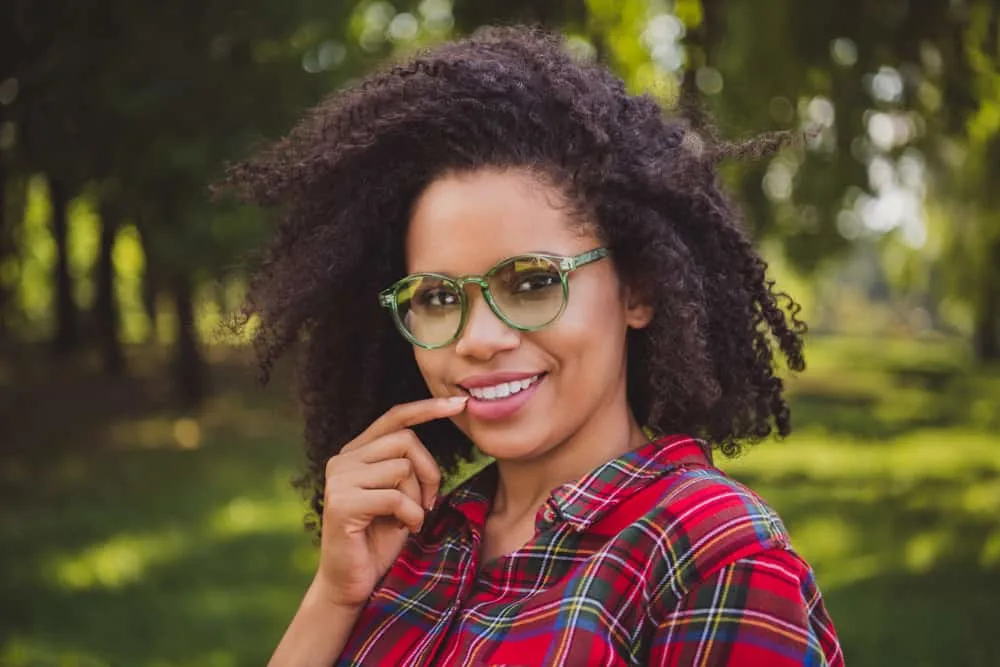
left=49, top=177, right=79, bottom=355
left=0, top=171, right=27, bottom=343
left=973, top=239, right=1000, bottom=362
left=0, top=157, right=8, bottom=341
left=680, top=0, right=727, bottom=113
left=172, top=276, right=207, bottom=406
left=96, top=197, right=124, bottom=376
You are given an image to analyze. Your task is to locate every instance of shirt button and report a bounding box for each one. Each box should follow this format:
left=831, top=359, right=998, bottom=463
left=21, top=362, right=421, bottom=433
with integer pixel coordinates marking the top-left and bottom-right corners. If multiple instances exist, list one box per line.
left=543, top=506, right=556, bottom=522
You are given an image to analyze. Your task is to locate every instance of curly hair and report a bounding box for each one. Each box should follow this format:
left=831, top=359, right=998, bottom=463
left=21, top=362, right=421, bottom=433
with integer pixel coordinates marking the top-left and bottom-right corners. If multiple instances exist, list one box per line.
left=217, top=25, right=806, bottom=532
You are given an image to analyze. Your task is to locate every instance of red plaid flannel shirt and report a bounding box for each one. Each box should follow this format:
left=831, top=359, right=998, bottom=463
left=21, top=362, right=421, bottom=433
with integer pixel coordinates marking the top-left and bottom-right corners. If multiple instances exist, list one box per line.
left=336, top=434, right=843, bottom=666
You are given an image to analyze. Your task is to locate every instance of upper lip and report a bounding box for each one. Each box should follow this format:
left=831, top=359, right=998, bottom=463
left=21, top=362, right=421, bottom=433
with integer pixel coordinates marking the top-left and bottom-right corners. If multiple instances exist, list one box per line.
left=457, top=371, right=545, bottom=389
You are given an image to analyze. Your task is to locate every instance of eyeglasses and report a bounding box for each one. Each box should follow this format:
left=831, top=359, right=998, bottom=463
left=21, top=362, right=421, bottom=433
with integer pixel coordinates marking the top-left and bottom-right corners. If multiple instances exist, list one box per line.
left=378, top=248, right=609, bottom=349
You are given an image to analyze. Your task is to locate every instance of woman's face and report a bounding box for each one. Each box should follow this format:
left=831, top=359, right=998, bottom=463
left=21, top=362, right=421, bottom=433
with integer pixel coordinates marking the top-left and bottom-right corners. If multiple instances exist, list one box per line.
left=405, top=167, right=651, bottom=461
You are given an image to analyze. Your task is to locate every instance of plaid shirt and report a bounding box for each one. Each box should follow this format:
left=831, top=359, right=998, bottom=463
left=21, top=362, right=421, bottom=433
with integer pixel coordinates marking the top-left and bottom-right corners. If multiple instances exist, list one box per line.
left=336, top=435, right=843, bottom=666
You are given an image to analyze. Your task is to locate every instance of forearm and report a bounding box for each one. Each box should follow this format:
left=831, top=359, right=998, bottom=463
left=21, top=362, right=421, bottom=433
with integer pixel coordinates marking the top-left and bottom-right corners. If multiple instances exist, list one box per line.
left=269, top=577, right=364, bottom=667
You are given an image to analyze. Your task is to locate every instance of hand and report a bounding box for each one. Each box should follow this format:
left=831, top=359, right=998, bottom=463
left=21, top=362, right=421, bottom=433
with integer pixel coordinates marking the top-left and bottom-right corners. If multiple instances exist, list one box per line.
left=313, top=396, right=468, bottom=609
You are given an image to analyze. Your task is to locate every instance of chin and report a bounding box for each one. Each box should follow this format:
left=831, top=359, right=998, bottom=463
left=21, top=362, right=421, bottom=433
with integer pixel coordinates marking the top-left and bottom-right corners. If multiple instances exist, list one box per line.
left=465, top=423, right=553, bottom=462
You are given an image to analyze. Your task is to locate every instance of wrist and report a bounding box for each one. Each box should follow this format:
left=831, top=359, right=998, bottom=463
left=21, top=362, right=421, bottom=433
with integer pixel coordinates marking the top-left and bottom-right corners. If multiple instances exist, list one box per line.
left=307, top=573, right=366, bottom=615
left=269, top=575, right=364, bottom=667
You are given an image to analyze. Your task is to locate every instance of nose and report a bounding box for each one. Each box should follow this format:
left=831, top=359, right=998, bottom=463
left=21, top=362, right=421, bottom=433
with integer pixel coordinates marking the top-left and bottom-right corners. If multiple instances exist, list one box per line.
left=454, top=290, right=520, bottom=359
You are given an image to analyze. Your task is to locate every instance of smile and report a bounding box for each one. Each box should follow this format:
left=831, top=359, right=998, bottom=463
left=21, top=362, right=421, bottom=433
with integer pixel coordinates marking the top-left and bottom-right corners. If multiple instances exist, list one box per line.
left=465, top=375, right=542, bottom=401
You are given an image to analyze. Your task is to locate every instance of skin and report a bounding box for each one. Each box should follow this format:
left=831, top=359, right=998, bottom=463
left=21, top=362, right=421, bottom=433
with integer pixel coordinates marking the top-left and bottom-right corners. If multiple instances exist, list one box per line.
left=270, top=397, right=467, bottom=666
left=270, top=166, right=653, bottom=664
left=407, top=167, right=653, bottom=558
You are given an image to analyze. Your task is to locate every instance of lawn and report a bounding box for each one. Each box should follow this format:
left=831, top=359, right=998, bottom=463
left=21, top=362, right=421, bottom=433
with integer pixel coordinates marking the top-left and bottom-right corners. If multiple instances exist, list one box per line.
left=1, top=335, right=998, bottom=666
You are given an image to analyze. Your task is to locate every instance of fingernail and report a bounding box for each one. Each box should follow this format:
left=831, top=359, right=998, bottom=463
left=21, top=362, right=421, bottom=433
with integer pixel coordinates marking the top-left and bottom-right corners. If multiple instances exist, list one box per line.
left=448, top=396, right=468, bottom=404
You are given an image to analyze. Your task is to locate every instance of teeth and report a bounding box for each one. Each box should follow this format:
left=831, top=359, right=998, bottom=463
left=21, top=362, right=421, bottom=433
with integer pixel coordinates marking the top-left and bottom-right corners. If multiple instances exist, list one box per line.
left=468, top=375, right=540, bottom=400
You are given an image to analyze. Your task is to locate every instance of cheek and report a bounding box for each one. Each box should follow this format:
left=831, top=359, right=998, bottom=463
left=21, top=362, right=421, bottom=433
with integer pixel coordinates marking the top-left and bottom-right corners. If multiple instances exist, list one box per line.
left=562, top=283, right=629, bottom=336
left=543, top=287, right=629, bottom=362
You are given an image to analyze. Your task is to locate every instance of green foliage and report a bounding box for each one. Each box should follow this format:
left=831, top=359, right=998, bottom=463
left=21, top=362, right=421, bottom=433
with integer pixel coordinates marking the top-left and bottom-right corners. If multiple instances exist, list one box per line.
left=3, top=0, right=999, bottom=356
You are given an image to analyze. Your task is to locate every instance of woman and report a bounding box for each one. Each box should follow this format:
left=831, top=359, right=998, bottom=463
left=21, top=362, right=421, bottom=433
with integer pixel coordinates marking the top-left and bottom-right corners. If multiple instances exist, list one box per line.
left=221, top=26, right=843, bottom=666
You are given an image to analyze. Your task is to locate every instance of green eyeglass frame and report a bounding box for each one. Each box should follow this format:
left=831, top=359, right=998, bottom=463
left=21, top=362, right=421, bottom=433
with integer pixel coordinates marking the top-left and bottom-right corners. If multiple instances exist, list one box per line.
left=378, top=247, right=609, bottom=349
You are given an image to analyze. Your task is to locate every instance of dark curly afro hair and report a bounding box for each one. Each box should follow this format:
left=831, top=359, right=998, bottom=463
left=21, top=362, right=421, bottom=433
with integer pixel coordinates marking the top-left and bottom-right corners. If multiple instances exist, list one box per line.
left=217, top=25, right=806, bottom=531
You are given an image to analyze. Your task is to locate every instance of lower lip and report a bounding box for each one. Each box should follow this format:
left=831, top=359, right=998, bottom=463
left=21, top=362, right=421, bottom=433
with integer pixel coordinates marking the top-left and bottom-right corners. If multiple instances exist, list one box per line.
left=464, top=376, right=544, bottom=421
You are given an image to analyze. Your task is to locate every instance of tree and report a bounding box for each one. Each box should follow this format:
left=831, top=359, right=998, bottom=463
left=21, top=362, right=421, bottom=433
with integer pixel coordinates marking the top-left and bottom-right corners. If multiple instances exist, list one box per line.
left=94, top=187, right=124, bottom=375
left=929, top=0, right=1000, bottom=359
left=688, top=0, right=999, bottom=357
left=4, top=0, right=368, bottom=399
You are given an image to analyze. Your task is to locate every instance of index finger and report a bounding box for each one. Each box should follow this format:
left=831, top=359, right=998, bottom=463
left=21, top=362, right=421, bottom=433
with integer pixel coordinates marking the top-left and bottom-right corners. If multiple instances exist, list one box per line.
left=348, top=396, right=468, bottom=450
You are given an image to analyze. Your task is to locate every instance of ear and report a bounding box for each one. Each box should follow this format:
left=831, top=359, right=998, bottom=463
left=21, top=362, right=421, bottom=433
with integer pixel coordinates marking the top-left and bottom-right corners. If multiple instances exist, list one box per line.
left=623, top=286, right=654, bottom=330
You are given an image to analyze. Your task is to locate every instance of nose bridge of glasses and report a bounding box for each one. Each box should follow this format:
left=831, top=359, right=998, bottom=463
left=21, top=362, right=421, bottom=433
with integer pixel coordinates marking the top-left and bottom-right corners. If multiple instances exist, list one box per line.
left=455, top=275, right=490, bottom=292
left=454, top=274, right=512, bottom=336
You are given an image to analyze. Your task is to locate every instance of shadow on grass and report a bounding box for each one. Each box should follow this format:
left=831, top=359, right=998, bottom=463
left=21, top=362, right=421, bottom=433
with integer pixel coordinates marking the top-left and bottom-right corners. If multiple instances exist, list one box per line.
left=0, top=435, right=314, bottom=666
left=2, top=530, right=312, bottom=666
left=0, top=349, right=325, bottom=665
left=824, top=568, right=999, bottom=667
left=730, top=467, right=1000, bottom=667
left=788, top=371, right=1000, bottom=440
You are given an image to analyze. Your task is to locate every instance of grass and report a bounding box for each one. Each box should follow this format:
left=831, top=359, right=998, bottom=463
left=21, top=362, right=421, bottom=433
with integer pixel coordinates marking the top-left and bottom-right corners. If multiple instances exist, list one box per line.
left=1, top=335, right=998, bottom=666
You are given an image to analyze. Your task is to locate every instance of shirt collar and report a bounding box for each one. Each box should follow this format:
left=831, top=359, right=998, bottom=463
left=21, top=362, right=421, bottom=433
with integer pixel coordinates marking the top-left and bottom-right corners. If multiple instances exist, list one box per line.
left=548, top=434, right=710, bottom=531
left=439, top=434, right=711, bottom=534
left=443, top=463, right=496, bottom=527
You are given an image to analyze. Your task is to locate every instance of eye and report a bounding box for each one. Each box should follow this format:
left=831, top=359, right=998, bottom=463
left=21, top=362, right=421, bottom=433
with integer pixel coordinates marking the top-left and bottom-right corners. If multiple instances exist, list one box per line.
left=415, top=286, right=460, bottom=308
left=512, top=271, right=560, bottom=293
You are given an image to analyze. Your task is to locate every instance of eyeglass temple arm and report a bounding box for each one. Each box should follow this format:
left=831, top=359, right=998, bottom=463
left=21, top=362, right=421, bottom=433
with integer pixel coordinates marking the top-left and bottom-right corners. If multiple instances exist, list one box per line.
left=561, top=247, right=609, bottom=271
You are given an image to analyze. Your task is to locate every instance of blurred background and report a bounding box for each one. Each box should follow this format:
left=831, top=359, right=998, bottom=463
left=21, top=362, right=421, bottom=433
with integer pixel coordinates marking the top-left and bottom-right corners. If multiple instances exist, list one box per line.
left=1, top=0, right=998, bottom=665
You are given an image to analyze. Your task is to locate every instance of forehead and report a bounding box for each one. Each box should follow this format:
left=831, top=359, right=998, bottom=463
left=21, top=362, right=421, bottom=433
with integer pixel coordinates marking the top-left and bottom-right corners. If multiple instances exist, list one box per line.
left=405, top=168, right=596, bottom=274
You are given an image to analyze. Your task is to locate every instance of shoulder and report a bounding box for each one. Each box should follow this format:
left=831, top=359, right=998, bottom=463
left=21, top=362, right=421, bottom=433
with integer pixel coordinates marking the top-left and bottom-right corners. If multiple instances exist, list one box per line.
left=635, top=465, right=792, bottom=603
left=646, top=548, right=844, bottom=666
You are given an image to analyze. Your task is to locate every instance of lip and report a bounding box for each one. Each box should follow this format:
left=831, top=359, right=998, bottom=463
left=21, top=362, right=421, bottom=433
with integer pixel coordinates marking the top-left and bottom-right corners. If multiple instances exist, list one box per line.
left=456, top=371, right=545, bottom=389
left=462, top=374, right=545, bottom=422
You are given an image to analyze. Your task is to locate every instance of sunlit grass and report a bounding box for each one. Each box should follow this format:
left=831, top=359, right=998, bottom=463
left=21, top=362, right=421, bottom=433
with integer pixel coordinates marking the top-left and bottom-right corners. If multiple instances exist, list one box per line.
left=1, top=335, right=998, bottom=666
left=48, top=530, right=191, bottom=591
left=724, top=429, right=1000, bottom=482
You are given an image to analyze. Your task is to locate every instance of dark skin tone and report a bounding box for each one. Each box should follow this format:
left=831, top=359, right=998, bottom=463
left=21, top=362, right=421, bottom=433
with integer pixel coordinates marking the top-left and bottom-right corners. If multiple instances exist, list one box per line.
left=407, top=167, right=653, bottom=562
left=269, top=395, right=465, bottom=666
left=219, top=28, right=806, bottom=548
left=223, top=27, right=809, bottom=666
left=271, top=168, right=655, bottom=665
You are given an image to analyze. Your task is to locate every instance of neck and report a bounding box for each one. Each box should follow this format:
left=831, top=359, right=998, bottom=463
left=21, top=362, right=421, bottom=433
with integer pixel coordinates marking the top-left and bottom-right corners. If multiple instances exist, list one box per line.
left=489, top=403, right=650, bottom=523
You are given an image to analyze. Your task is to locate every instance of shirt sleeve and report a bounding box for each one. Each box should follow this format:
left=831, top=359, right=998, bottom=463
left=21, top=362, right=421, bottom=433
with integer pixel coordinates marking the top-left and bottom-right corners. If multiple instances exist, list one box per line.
left=647, top=549, right=844, bottom=667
